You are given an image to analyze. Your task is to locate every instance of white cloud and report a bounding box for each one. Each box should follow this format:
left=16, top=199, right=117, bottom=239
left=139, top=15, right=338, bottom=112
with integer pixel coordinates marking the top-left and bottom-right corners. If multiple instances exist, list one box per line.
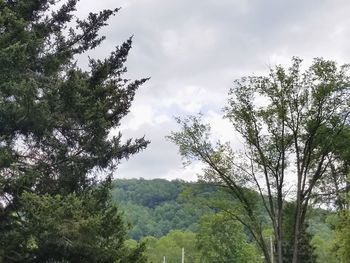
left=203, top=111, right=233, bottom=141
left=161, top=22, right=218, bottom=59
left=161, top=162, right=204, bottom=182
left=79, top=0, right=350, bottom=181
left=123, top=104, right=154, bottom=130
left=160, top=85, right=208, bottom=113
left=119, top=104, right=171, bottom=132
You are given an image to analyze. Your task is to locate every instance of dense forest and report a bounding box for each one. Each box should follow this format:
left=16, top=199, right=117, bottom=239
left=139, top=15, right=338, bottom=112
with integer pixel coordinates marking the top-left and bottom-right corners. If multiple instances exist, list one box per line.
left=112, top=179, right=345, bottom=263
left=111, top=179, right=202, bottom=240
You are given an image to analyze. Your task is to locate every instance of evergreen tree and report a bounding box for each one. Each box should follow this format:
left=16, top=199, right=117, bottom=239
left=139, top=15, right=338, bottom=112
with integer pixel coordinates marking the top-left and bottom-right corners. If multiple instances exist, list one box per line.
left=0, top=0, right=149, bottom=262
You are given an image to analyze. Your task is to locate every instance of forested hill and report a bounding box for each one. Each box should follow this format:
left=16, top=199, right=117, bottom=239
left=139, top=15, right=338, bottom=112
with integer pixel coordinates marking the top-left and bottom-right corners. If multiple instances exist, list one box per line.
left=111, top=179, right=339, bottom=262
left=110, top=179, right=213, bottom=240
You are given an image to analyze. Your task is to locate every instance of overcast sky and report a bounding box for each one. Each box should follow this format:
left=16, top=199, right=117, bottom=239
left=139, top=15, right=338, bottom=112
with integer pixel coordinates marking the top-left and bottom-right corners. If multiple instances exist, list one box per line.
left=77, top=0, right=350, bottom=181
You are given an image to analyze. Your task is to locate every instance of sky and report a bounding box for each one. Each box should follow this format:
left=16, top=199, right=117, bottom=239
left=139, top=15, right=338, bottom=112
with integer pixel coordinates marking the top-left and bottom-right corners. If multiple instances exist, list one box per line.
left=76, top=0, right=350, bottom=181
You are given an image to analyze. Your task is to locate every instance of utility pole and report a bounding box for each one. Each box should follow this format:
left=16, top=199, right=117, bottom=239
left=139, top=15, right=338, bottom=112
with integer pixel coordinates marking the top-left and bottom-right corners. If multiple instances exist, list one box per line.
left=270, top=236, right=274, bottom=263
left=181, top=247, right=184, bottom=263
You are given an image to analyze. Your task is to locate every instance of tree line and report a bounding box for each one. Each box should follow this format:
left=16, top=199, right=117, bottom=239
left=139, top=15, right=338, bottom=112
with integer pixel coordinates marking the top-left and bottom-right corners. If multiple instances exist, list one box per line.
left=112, top=178, right=347, bottom=262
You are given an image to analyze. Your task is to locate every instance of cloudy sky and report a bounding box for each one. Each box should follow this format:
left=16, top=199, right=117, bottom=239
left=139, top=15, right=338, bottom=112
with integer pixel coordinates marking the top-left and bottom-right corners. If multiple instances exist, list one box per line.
left=76, top=0, right=350, bottom=181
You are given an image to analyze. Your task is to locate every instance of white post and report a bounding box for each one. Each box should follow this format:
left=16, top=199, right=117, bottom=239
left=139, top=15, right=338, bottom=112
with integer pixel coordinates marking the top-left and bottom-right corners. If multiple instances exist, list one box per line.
left=270, top=236, right=274, bottom=263
left=163, top=256, right=165, bottom=263
left=181, top=247, right=184, bottom=263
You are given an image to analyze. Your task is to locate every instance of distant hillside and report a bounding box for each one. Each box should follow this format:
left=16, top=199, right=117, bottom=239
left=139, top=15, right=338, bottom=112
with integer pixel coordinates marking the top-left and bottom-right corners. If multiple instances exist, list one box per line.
left=110, top=179, right=214, bottom=240
left=111, top=179, right=337, bottom=262
left=110, top=178, right=272, bottom=240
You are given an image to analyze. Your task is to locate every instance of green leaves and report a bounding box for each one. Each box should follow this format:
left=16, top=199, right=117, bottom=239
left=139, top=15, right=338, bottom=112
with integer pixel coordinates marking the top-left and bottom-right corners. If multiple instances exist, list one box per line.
left=143, top=230, right=199, bottom=263
left=18, top=189, right=129, bottom=262
left=0, top=1, right=149, bottom=262
left=197, top=212, right=261, bottom=263
left=334, top=209, right=350, bottom=262
left=170, top=57, right=350, bottom=262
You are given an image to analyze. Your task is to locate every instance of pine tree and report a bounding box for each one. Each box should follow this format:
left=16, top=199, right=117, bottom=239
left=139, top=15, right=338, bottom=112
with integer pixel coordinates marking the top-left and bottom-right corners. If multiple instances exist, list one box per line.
left=0, top=1, right=149, bottom=261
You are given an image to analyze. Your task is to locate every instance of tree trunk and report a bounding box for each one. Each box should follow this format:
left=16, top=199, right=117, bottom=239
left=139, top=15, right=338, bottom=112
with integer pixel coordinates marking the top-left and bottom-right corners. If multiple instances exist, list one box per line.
left=292, top=193, right=302, bottom=263
left=276, top=187, right=284, bottom=263
left=257, top=232, right=272, bottom=263
left=277, top=239, right=283, bottom=263
left=277, top=225, right=283, bottom=263
left=264, top=247, right=272, bottom=263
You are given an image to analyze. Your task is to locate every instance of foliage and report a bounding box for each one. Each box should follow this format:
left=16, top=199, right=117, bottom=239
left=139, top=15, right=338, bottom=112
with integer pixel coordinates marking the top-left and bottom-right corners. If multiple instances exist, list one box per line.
left=168, top=57, right=350, bottom=262
left=309, top=213, right=338, bottom=263
left=281, top=202, right=317, bottom=263
left=197, top=212, right=261, bottom=263
left=142, top=230, right=199, bottom=263
left=0, top=0, right=148, bottom=261
left=112, top=179, right=211, bottom=240
left=15, top=190, right=144, bottom=262
left=334, top=194, right=350, bottom=262
left=113, top=180, right=342, bottom=263
left=112, top=179, right=183, bottom=208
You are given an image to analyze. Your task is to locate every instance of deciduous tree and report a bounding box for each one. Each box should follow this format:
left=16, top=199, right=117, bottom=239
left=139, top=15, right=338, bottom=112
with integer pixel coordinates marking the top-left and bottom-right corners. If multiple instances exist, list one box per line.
left=197, top=212, right=261, bottom=263
left=169, top=57, right=350, bottom=262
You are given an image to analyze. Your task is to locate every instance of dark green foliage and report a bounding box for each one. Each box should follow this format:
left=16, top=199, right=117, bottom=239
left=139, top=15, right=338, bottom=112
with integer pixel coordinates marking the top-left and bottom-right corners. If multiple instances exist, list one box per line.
left=0, top=0, right=148, bottom=262
left=112, top=178, right=183, bottom=208
left=111, top=179, right=211, bottom=240
left=281, top=203, right=317, bottom=263
left=14, top=189, right=144, bottom=262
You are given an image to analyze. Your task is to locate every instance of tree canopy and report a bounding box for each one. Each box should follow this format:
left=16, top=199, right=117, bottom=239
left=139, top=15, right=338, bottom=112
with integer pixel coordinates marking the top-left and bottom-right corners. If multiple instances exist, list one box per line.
left=197, top=212, right=261, bottom=263
left=0, top=0, right=148, bottom=261
left=169, top=57, right=350, bottom=263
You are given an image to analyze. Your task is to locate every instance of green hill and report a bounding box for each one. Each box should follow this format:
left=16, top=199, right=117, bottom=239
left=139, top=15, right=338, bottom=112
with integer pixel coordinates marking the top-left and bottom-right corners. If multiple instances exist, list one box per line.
left=111, top=178, right=339, bottom=263
left=111, top=178, right=212, bottom=240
